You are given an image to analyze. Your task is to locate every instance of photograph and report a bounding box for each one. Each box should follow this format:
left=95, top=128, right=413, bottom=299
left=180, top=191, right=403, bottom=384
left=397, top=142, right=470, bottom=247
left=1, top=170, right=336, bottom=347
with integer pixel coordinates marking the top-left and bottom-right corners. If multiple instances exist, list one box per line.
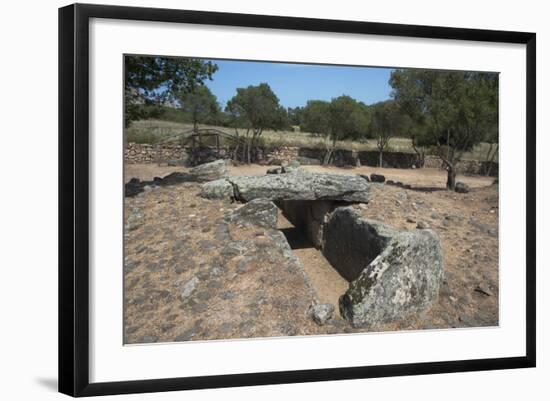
left=123, top=55, right=500, bottom=344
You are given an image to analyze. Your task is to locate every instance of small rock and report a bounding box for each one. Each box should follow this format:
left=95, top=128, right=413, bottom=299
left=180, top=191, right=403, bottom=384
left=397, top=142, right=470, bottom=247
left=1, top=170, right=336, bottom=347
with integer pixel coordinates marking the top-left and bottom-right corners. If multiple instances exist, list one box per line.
left=126, top=207, right=144, bottom=231
left=266, top=167, right=283, bottom=174
left=416, top=221, right=429, bottom=229
left=308, top=304, right=335, bottom=325
left=455, top=182, right=470, bottom=193
left=180, top=277, right=200, bottom=300
left=474, top=283, right=493, bottom=296
left=396, top=191, right=408, bottom=201
left=370, top=173, right=385, bottom=183
left=140, top=335, right=158, bottom=343
left=406, top=216, right=416, bottom=223
left=174, top=328, right=196, bottom=342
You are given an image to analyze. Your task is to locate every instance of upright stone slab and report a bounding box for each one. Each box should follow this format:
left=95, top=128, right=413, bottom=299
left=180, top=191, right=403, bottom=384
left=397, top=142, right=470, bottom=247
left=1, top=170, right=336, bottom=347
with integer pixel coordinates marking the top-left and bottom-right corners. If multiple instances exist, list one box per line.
left=323, top=207, right=443, bottom=328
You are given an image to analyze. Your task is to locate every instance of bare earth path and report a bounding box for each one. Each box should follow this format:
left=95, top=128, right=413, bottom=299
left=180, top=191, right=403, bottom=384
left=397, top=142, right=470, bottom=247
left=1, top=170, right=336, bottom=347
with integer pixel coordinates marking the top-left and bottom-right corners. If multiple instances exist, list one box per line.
left=277, top=212, right=349, bottom=317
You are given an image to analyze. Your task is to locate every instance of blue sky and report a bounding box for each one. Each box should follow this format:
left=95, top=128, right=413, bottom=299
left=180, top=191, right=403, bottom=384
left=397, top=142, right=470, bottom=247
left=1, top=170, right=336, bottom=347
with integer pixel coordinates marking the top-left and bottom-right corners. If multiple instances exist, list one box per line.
left=204, top=59, right=393, bottom=109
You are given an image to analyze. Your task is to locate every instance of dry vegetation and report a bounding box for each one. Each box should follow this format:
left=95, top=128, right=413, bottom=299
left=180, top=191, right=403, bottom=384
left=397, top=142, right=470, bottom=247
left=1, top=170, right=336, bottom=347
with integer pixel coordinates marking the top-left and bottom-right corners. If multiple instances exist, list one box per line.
left=125, top=119, right=497, bottom=161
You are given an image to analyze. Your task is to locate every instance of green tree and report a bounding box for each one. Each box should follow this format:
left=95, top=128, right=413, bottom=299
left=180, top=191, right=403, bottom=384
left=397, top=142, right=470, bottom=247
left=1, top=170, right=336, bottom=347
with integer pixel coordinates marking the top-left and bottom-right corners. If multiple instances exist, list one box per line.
left=125, top=56, right=218, bottom=127
left=370, top=100, right=407, bottom=167
left=300, top=100, right=331, bottom=136
left=390, top=69, right=498, bottom=189
left=225, top=83, right=286, bottom=163
left=325, top=96, right=370, bottom=164
left=178, top=85, right=220, bottom=131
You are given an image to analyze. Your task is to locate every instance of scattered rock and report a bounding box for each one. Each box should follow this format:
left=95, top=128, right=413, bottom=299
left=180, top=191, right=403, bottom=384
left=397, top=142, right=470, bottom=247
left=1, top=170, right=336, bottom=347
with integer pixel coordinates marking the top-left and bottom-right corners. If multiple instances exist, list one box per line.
left=140, top=335, right=159, bottom=343
left=455, top=182, right=470, bottom=193
left=474, top=283, right=493, bottom=296
left=406, top=216, right=416, bottom=223
left=126, top=207, right=144, bottom=231
left=225, top=198, right=278, bottom=229
left=189, top=159, right=228, bottom=182
left=396, top=191, right=408, bottom=201
left=370, top=173, right=386, bottom=183
left=161, top=172, right=194, bottom=186
left=180, top=277, right=200, bottom=300
left=174, top=259, right=196, bottom=274
left=416, top=221, right=429, bottom=229
left=308, top=304, right=335, bottom=325
left=174, top=328, right=196, bottom=342
left=266, top=167, right=283, bottom=174
left=200, top=179, right=234, bottom=200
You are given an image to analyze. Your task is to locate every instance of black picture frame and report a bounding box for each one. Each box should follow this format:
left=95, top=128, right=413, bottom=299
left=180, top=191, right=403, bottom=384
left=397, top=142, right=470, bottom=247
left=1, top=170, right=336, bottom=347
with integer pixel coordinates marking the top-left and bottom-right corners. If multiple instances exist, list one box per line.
left=58, top=3, right=536, bottom=397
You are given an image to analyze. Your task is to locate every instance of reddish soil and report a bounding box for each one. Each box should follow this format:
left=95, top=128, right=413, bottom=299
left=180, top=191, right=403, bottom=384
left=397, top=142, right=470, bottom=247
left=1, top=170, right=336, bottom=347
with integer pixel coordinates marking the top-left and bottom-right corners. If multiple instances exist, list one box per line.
left=124, top=162, right=498, bottom=343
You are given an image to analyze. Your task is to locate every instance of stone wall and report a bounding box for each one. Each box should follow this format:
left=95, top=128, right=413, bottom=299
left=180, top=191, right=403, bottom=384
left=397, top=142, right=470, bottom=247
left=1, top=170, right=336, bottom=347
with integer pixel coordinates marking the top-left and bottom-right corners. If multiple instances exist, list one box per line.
left=424, top=156, right=499, bottom=176
left=125, top=143, right=188, bottom=165
left=125, top=143, right=498, bottom=176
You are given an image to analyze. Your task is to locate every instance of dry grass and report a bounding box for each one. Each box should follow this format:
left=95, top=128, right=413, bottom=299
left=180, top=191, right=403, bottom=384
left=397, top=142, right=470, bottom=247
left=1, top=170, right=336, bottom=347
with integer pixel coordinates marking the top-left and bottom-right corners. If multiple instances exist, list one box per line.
left=125, top=119, right=497, bottom=161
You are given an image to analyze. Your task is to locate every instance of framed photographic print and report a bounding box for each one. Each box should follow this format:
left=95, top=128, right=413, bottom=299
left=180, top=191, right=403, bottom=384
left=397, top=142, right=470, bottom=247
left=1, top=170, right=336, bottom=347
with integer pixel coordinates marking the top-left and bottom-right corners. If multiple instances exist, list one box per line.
left=58, top=3, right=536, bottom=397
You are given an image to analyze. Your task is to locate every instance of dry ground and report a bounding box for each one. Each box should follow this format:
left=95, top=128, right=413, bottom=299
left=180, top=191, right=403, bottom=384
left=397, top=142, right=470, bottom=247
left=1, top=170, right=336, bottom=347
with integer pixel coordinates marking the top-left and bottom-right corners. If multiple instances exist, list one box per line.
left=124, top=162, right=498, bottom=343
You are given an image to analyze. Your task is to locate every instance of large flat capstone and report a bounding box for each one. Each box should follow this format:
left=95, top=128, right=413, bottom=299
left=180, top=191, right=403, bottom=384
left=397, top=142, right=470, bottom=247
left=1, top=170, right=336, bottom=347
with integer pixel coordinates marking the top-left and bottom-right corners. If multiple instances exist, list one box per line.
left=227, top=170, right=371, bottom=202
left=324, top=207, right=443, bottom=328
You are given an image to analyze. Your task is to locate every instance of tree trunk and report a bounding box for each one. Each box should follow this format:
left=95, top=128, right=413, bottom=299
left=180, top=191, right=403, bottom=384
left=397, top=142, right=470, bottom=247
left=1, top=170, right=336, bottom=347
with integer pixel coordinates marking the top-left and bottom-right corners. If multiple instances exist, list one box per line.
left=486, top=144, right=498, bottom=176
left=446, top=165, right=457, bottom=190
left=378, top=150, right=383, bottom=167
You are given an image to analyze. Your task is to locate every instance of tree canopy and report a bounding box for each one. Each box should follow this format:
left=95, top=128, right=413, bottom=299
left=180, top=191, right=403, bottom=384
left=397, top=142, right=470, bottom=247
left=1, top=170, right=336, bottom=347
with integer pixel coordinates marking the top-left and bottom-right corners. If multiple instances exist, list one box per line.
left=225, top=83, right=287, bottom=163
left=178, top=85, right=220, bottom=130
left=370, top=100, right=408, bottom=166
left=125, top=56, right=218, bottom=127
left=390, top=69, right=498, bottom=188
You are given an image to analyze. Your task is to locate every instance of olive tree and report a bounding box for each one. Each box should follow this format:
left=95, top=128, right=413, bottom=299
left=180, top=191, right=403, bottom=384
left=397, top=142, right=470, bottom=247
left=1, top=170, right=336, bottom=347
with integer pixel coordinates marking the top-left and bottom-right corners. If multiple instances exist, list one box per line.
left=225, top=83, right=286, bottom=163
left=370, top=100, right=407, bottom=167
left=178, top=85, right=220, bottom=131
left=390, top=69, right=498, bottom=189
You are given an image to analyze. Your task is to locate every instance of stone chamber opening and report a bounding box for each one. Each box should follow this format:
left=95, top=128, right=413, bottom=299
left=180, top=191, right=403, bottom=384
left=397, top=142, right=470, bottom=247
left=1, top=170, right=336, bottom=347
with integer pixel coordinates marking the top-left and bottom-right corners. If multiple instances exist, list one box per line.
left=275, top=199, right=378, bottom=319
left=277, top=208, right=350, bottom=318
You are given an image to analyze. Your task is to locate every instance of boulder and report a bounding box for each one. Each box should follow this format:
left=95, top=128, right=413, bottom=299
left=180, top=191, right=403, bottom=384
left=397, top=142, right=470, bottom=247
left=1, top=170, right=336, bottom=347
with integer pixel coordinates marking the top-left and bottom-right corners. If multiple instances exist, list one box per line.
left=455, top=181, right=470, bottom=193
left=125, top=178, right=143, bottom=197
left=370, top=173, right=386, bottom=183
left=189, top=159, right=228, bottom=182
left=228, top=170, right=371, bottom=203
left=323, top=207, right=443, bottom=328
left=200, top=179, right=235, bottom=200
left=225, top=198, right=278, bottom=229
left=161, top=171, right=194, bottom=185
